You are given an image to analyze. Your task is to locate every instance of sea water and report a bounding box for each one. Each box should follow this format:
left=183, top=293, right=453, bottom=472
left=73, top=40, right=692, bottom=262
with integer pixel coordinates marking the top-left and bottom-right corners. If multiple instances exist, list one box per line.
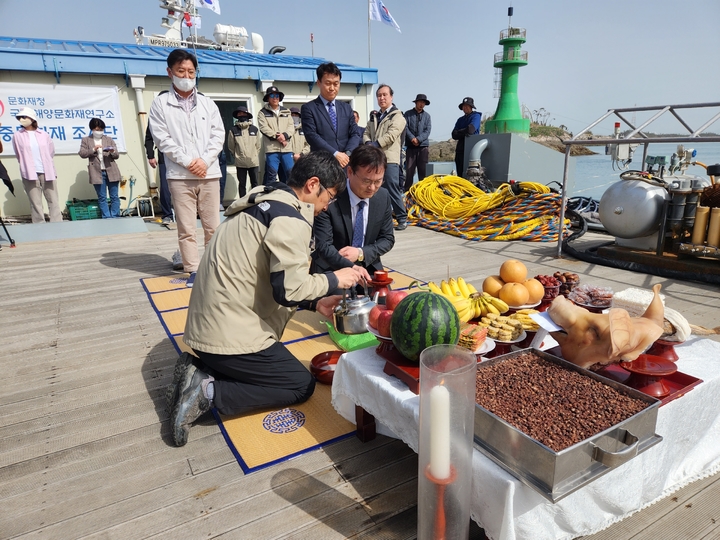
left=572, top=142, right=720, bottom=201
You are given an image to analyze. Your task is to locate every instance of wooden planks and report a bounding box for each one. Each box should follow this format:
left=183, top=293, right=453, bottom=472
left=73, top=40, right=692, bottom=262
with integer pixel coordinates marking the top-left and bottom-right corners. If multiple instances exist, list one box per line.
left=0, top=224, right=718, bottom=540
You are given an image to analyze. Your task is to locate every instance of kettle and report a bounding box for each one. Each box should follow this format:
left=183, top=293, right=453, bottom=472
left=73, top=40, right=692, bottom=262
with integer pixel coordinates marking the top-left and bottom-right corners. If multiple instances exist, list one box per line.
left=333, top=287, right=376, bottom=335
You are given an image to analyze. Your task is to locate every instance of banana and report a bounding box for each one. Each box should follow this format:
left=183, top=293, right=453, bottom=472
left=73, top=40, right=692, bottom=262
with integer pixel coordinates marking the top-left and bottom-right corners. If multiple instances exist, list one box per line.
left=466, top=282, right=478, bottom=295
left=486, top=294, right=510, bottom=314
left=472, top=297, right=484, bottom=319
left=485, top=301, right=501, bottom=315
left=428, top=281, right=443, bottom=295
left=457, top=277, right=471, bottom=298
left=448, top=278, right=462, bottom=297
left=440, top=280, right=453, bottom=297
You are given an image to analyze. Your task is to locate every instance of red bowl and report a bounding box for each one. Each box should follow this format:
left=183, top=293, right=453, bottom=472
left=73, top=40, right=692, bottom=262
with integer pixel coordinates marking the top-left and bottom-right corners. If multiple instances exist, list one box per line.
left=310, top=350, right=344, bottom=385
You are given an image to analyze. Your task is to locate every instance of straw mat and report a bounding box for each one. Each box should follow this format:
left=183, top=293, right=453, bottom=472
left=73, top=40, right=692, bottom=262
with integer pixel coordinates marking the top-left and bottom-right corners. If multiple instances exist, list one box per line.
left=140, top=268, right=417, bottom=472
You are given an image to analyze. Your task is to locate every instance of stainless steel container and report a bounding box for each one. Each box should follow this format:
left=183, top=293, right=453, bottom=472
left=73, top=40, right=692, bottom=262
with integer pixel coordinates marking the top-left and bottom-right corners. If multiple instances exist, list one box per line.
left=333, top=291, right=376, bottom=335
left=473, top=349, right=662, bottom=502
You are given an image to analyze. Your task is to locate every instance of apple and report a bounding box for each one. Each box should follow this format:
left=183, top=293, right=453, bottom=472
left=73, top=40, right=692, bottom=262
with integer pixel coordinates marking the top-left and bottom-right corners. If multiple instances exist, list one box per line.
left=369, top=304, right=387, bottom=329
left=377, top=309, right=394, bottom=338
left=385, top=290, right=409, bottom=311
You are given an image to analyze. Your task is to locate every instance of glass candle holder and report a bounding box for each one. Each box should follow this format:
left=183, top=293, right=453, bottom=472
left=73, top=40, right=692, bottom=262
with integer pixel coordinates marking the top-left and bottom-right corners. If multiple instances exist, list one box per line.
left=418, top=344, right=477, bottom=540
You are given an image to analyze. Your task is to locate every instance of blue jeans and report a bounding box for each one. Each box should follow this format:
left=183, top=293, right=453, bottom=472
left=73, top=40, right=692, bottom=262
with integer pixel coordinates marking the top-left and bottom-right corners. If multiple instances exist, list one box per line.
left=263, top=152, right=294, bottom=185
left=380, top=163, right=407, bottom=224
left=94, top=171, right=120, bottom=218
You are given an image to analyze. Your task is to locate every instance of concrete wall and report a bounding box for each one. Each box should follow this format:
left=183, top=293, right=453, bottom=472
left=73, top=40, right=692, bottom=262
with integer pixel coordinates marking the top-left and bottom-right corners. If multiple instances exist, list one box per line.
left=0, top=70, right=373, bottom=218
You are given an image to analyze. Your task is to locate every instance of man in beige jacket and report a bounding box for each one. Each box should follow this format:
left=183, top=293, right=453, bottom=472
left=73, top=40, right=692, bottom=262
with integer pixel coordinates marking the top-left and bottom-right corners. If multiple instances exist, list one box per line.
left=363, top=84, right=408, bottom=230
left=257, top=86, right=295, bottom=185
left=167, top=151, right=363, bottom=447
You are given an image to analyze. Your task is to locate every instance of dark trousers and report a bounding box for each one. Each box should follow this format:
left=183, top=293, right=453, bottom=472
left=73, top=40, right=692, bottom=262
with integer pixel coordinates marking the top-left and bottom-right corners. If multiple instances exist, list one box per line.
left=219, top=151, right=228, bottom=202
left=380, top=163, right=407, bottom=224
left=158, top=162, right=173, bottom=219
left=455, top=141, right=466, bottom=178
left=405, top=146, right=429, bottom=191
left=194, top=341, right=316, bottom=416
left=236, top=167, right=259, bottom=197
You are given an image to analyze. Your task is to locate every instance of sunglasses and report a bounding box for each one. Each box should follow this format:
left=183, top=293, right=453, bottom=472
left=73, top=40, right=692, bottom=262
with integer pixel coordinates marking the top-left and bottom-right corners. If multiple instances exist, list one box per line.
left=16, top=116, right=28, bottom=119
left=268, top=94, right=280, bottom=99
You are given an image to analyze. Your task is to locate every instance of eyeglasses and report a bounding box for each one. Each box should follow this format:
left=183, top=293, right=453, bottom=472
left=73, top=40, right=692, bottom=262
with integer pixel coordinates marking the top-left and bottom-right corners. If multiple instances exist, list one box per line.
left=320, top=185, right=337, bottom=204
left=356, top=174, right=384, bottom=188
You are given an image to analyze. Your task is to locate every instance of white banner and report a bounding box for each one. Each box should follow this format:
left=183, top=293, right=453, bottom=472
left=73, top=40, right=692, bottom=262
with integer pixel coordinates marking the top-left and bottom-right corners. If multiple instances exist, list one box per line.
left=0, top=82, right=126, bottom=155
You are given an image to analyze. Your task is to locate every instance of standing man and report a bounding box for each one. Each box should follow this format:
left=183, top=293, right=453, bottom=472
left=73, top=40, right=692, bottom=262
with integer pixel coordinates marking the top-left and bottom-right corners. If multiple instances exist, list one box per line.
left=257, top=86, right=295, bottom=185
left=451, top=97, right=481, bottom=178
left=227, top=105, right=260, bottom=198
left=301, top=62, right=361, bottom=167
left=144, top=121, right=173, bottom=224
left=312, top=145, right=394, bottom=283
left=149, top=49, right=225, bottom=288
left=168, top=151, right=363, bottom=447
left=363, top=84, right=408, bottom=231
left=353, top=110, right=366, bottom=138
left=289, top=107, right=310, bottom=162
left=404, top=93, right=432, bottom=191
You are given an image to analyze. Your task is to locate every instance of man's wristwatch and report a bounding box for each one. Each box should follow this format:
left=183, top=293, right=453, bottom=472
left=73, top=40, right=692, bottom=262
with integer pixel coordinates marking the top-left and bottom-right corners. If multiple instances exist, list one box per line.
left=356, top=248, right=364, bottom=262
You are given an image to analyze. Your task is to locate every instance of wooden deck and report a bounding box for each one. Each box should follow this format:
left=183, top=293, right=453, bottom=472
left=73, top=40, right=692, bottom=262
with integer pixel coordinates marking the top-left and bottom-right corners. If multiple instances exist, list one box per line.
left=1, top=223, right=718, bottom=539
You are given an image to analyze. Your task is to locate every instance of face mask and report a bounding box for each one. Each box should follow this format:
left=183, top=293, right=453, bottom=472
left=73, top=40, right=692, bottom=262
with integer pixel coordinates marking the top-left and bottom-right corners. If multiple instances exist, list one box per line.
left=92, top=131, right=104, bottom=139
left=293, top=117, right=300, bottom=127
left=18, top=118, right=33, bottom=127
left=173, top=75, right=196, bottom=92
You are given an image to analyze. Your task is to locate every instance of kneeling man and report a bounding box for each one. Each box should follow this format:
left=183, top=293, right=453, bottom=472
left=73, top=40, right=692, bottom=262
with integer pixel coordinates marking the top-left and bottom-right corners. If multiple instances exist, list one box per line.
left=312, top=145, right=395, bottom=283
left=168, top=151, right=363, bottom=447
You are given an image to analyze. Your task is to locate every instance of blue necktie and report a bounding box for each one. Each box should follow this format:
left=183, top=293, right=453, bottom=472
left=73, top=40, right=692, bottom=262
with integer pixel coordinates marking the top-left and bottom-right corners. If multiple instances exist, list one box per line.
left=327, top=101, right=337, bottom=132
left=352, top=201, right=366, bottom=248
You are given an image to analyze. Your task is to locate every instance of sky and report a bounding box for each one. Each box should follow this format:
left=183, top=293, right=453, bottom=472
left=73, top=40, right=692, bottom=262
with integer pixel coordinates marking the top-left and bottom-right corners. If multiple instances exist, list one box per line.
left=2, top=0, right=720, bottom=140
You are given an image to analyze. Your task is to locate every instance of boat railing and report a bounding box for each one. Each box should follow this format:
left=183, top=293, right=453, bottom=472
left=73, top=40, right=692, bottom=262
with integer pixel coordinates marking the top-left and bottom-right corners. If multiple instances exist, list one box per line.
left=555, top=101, right=720, bottom=257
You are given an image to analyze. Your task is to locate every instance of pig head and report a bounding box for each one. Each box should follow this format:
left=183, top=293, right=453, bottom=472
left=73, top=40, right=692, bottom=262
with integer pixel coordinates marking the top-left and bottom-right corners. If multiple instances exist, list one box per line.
left=547, top=284, right=665, bottom=369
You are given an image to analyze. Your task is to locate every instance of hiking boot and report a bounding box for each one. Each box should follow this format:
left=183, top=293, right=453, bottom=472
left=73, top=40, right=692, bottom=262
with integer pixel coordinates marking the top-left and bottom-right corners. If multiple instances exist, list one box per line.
left=171, top=249, right=183, bottom=271
left=164, top=352, right=194, bottom=413
left=171, top=364, right=211, bottom=447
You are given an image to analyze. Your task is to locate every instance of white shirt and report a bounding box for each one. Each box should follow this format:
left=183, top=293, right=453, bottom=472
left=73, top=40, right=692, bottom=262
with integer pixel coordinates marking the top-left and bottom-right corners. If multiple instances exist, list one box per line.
left=27, top=131, right=44, bottom=174
left=347, top=188, right=369, bottom=244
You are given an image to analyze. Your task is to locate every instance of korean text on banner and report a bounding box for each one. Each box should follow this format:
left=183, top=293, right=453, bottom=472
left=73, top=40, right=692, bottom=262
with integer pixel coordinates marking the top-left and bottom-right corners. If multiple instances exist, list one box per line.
left=0, top=82, right=126, bottom=155
left=369, top=0, right=401, bottom=33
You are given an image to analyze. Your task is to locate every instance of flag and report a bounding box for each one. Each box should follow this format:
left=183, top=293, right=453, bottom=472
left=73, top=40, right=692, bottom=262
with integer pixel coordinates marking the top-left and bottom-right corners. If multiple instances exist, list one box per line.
left=369, top=0, right=401, bottom=33
left=196, top=0, right=220, bottom=15
left=183, top=12, right=201, bottom=29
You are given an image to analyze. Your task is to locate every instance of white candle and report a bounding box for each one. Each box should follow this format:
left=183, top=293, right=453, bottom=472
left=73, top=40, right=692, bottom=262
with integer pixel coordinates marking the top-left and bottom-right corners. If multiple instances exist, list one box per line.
left=429, top=384, right=451, bottom=480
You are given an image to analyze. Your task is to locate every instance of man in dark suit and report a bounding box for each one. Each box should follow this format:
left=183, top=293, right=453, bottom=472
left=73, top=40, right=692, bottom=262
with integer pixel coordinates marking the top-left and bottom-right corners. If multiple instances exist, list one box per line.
left=301, top=62, right=362, bottom=168
left=312, top=145, right=394, bottom=284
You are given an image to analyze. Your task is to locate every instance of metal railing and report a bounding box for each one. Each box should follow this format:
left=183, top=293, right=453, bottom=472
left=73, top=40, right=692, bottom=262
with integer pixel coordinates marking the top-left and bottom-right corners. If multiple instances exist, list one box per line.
left=555, top=101, right=720, bottom=257
left=500, top=28, right=526, bottom=40
left=494, top=50, right=528, bottom=63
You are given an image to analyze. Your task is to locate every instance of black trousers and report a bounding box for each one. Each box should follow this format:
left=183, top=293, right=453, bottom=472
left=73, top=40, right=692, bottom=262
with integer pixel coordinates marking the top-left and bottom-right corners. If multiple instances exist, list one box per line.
left=236, top=166, right=259, bottom=198
left=405, top=146, right=429, bottom=191
left=194, top=341, right=316, bottom=416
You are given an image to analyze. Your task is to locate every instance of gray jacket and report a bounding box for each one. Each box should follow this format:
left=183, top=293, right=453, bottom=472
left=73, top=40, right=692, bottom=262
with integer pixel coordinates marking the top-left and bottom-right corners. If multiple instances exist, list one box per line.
left=148, top=89, right=225, bottom=180
left=404, top=108, right=432, bottom=147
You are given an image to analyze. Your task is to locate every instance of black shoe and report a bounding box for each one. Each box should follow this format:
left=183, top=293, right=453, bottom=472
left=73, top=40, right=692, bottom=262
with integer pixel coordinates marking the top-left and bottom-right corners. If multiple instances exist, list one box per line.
left=171, top=364, right=211, bottom=447
left=165, top=352, right=194, bottom=413
left=394, top=222, right=408, bottom=231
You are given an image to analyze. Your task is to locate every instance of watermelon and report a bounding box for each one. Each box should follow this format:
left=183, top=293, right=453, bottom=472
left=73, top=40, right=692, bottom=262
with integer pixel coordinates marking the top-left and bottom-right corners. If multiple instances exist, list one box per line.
left=390, top=292, right=460, bottom=362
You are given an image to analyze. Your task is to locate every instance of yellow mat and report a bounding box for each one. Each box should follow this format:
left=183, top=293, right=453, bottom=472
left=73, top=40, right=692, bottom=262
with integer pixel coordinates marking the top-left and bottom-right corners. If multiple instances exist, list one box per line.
left=140, top=267, right=419, bottom=472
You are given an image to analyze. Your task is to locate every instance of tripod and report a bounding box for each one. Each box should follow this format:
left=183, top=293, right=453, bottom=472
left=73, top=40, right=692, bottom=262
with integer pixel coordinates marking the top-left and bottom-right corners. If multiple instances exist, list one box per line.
left=0, top=214, right=16, bottom=248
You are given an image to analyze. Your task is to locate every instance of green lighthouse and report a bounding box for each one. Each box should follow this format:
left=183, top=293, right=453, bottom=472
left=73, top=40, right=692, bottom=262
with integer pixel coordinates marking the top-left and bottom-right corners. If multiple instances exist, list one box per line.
left=484, top=8, right=530, bottom=134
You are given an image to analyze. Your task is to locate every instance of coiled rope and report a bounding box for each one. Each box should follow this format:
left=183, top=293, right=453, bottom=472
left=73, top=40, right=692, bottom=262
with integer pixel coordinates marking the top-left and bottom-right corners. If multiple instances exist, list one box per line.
left=406, top=175, right=570, bottom=242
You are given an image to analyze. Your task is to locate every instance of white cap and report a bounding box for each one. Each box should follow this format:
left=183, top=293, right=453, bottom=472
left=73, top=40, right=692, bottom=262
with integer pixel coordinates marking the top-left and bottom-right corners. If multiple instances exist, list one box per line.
left=16, top=107, right=38, bottom=122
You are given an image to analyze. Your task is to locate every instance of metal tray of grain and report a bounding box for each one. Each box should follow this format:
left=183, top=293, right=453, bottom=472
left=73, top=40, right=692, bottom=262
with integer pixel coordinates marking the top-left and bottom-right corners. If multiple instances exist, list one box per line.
left=473, top=348, right=662, bottom=503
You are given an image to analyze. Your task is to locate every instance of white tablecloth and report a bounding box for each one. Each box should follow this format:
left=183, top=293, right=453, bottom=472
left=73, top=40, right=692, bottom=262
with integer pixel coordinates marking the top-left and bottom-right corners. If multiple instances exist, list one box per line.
left=331, top=337, right=720, bottom=540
